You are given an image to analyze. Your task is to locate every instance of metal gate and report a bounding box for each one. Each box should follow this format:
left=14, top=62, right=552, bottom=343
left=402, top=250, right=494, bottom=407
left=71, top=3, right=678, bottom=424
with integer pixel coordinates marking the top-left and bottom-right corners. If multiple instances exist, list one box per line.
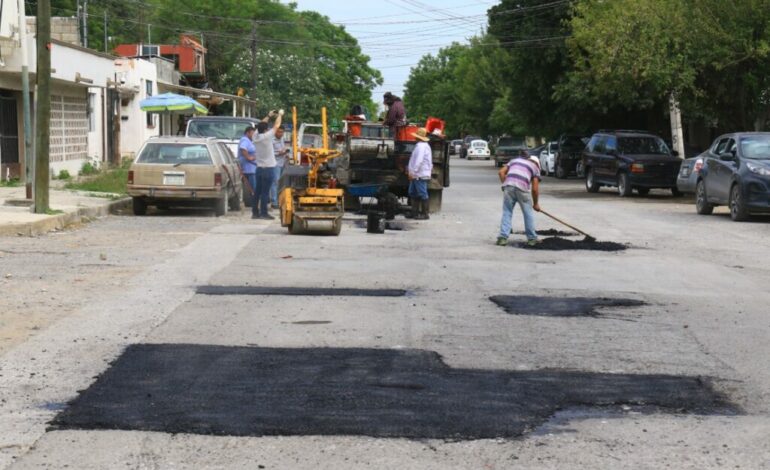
left=0, top=94, right=20, bottom=176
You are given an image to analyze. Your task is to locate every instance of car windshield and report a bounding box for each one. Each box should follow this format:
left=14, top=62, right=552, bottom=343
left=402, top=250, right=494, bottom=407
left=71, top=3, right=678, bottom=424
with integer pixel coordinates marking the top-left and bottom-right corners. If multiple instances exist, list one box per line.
left=464, top=136, right=480, bottom=143
left=740, top=135, right=770, bottom=160
left=187, top=120, right=253, bottom=140
left=472, top=141, right=487, bottom=148
left=302, top=134, right=322, bottom=147
left=136, top=143, right=212, bottom=165
left=498, top=137, right=525, bottom=147
left=618, top=136, right=670, bottom=155
left=561, top=136, right=586, bottom=151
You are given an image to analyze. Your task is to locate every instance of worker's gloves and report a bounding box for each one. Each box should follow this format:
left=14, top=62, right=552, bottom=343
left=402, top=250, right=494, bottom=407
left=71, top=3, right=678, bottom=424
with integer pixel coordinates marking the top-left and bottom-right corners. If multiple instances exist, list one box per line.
left=278, top=109, right=285, bottom=116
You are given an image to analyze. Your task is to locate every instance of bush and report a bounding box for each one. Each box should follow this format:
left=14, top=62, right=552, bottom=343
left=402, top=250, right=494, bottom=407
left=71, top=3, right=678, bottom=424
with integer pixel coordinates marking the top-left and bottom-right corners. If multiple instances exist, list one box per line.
left=58, top=169, right=71, bottom=180
left=80, top=161, right=98, bottom=176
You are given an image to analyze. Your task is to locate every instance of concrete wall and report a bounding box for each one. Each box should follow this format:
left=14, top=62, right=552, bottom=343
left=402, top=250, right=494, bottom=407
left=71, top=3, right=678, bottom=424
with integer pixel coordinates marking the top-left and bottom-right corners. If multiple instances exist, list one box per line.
left=26, top=17, right=79, bottom=46
left=114, top=58, right=159, bottom=158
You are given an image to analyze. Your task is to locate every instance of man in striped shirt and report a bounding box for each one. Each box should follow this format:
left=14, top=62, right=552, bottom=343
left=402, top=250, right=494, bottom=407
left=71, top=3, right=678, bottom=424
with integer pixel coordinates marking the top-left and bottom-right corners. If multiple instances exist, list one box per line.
left=496, top=149, right=542, bottom=246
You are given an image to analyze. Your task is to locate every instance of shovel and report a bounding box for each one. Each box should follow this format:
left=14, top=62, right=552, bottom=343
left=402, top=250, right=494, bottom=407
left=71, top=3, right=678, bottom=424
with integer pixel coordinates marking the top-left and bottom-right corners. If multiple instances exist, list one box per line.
left=539, top=209, right=596, bottom=243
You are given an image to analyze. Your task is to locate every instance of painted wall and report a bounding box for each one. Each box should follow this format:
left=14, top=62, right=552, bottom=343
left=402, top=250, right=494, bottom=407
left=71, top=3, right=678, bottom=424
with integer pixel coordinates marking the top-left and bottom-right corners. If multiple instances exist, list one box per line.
left=114, top=58, right=159, bottom=159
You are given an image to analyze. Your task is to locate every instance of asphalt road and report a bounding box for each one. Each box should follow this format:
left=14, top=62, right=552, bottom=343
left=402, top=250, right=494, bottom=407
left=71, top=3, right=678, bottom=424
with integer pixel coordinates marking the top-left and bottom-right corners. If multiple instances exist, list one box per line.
left=1, top=158, right=769, bottom=469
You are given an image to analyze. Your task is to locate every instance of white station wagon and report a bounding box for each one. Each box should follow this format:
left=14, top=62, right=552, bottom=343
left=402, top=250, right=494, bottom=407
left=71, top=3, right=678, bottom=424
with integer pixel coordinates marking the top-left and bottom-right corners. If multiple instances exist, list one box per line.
left=467, top=140, right=491, bottom=160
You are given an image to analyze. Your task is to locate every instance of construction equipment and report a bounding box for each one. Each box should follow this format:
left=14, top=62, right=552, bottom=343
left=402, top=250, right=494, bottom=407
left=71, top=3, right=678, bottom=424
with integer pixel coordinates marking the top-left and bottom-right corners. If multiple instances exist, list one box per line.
left=279, top=106, right=345, bottom=235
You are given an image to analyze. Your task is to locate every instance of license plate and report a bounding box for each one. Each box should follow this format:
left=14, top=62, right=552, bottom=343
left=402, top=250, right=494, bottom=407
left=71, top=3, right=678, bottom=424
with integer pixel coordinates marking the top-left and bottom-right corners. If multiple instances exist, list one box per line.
left=163, top=172, right=185, bottom=185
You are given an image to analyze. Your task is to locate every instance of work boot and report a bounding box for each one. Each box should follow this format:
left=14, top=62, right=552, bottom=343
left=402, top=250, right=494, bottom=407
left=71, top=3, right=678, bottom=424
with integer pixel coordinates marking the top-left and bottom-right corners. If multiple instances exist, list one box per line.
left=415, top=200, right=430, bottom=220
left=404, top=199, right=418, bottom=219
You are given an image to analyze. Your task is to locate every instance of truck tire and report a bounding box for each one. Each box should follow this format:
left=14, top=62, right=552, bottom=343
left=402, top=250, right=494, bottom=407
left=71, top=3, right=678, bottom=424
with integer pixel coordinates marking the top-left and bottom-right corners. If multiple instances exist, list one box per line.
left=585, top=168, right=600, bottom=193
left=617, top=172, right=633, bottom=197
left=428, top=189, right=442, bottom=213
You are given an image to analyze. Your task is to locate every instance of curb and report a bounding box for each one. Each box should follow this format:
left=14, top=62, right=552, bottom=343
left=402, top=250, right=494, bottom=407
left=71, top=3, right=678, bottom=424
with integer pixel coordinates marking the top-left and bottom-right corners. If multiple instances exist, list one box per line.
left=0, top=197, right=132, bottom=237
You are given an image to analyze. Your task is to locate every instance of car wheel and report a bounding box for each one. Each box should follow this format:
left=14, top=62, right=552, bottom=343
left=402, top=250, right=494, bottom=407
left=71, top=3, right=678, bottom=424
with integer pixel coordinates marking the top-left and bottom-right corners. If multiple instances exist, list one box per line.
left=555, top=163, right=567, bottom=179
left=576, top=161, right=585, bottom=178
left=585, top=168, right=600, bottom=193
left=671, top=187, right=683, bottom=197
left=637, top=188, right=650, bottom=196
left=214, top=195, right=228, bottom=217
left=617, top=172, right=633, bottom=197
left=730, top=184, right=750, bottom=221
left=132, top=197, right=147, bottom=216
left=228, top=186, right=242, bottom=211
left=695, top=180, right=714, bottom=215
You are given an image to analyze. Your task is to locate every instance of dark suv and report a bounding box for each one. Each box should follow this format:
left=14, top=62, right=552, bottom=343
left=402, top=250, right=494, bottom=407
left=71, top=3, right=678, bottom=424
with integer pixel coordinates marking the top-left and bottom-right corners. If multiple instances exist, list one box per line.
left=494, top=136, right=528, bottom=167
left=554, top=134, right=589, bottom=178
left=460, top=135, right=480, bottom=159
left=582, top=130, right=683, bottom=197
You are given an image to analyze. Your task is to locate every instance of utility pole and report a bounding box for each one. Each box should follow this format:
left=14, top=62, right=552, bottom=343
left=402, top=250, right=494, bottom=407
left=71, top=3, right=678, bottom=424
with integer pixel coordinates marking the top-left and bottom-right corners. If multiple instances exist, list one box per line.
left=83, top=0, right=88, bottom=48
left=669, top=94, right=685, bottom=159
left=103, top=10, right=107, bottom=53
left=35, top=0, right=51, bottom=213
left=250, top=20, right=257, bottom=100
left=18, top=0, right=33, bottom=198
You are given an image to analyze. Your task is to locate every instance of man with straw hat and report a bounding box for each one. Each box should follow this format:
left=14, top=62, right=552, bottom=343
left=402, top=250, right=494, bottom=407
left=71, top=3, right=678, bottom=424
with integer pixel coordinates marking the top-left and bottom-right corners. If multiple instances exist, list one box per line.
left=496, top=149, right=542, bottom=246
left=406, top=127, right=433, bottom=220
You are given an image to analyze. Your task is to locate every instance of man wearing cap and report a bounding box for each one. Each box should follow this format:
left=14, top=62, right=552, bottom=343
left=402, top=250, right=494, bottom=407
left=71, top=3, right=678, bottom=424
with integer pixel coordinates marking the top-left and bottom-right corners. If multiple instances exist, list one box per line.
left=497, top=149, right=542, bottom=246
left=383, top=92, right=407, bottom=136
left=406, top=127, right=432, bottom=220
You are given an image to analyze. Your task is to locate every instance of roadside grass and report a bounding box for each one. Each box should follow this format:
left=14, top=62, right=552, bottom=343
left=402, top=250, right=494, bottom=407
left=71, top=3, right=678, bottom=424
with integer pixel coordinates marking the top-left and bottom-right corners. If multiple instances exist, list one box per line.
left=0, top=178, right=22, bottom=187
left=65, top=166, right=128, bottom=195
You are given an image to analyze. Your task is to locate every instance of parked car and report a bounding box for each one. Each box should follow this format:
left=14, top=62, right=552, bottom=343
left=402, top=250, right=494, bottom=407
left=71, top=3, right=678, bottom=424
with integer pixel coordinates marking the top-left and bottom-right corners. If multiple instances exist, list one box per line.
left=127, top=136, right=243, bottom=216
left=581, top=130, right=682, bottom=197
left=494, top=136, right=528, bottom=167
left=695, top=132, right=770, bottom=221
left=554, top=134, right=590, bottom=178
left=467, top=140, right=491, bottom=160
left=460, top=135, right=480, bottom=159
left=449, top=139, right=462, bottom=155
left=539, top=141, right=558, bottom=176
left=676, top=151, right=707, bottom=193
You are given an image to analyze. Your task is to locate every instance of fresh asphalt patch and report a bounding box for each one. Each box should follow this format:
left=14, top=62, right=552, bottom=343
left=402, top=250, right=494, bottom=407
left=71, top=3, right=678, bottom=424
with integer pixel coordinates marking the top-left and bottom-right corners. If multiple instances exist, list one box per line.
left=517, top=237, right=628, bottom=251
left=490, top=295, right=646, bottom=318
left=196, top=286, right=408, bottom=297
left=51, top=344, right=735, bottom=440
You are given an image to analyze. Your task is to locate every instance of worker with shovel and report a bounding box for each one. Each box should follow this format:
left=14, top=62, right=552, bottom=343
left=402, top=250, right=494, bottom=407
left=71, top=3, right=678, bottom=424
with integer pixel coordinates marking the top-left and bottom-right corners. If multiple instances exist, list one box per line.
left=496, top=149, right=541, bottom=246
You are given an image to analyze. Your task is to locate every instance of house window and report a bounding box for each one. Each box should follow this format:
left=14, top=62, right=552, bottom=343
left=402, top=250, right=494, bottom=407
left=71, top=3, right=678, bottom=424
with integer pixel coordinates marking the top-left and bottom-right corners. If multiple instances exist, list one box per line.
left=141, top=45, right=159, bottom=56
left=146, top=80, right=154, bottom=128
left=87, top=93, right=96, bottom=132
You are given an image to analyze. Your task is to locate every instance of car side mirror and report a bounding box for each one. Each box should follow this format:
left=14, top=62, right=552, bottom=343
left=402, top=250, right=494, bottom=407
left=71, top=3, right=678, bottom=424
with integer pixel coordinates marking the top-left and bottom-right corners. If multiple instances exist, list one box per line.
left=672, top=150, right=680, bottom=157
left=720, top=151, right=735, bottom=161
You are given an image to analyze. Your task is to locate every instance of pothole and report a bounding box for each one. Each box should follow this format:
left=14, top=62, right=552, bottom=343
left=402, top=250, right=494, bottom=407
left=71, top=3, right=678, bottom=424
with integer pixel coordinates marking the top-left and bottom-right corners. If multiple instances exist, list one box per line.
left=196, top=286, right=408, bottom=297
left=490, top=295, right=645, bottom=317
left=51, top=344, right=736, bottom=440
left=518, top=237, right=628, bottom=251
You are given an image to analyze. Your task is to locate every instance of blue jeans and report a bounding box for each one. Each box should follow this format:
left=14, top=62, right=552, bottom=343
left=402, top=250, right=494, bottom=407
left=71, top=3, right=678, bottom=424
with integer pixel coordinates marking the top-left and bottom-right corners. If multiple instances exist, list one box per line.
left=243, top=173, right=256, bottom=207
left=408, top=179, right=429, bottom=200
left=499, top=186, right=537, bottom=240
left=252, top=167, right=276, bottom=217
left=270, top=165, right=284, bottom=206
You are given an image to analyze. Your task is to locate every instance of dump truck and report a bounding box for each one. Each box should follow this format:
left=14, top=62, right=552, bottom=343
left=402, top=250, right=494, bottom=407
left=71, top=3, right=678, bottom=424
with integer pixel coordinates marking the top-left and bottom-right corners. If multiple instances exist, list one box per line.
left=333, top=121, right=450, bottom=213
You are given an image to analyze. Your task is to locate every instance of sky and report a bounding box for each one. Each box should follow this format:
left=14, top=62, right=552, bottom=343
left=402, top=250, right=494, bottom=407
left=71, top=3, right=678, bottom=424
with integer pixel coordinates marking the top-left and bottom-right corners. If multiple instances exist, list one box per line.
left=288, top=0, right=495, bottom=101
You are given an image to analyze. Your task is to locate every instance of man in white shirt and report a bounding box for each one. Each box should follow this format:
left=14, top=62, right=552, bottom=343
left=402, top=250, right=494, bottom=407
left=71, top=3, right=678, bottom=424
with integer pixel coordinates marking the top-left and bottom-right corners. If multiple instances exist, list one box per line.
left=252, top=110, right=283, bottom=219
left=406, top=127, right=433, bottom=220
left=270, top=126, right=290, bottom=209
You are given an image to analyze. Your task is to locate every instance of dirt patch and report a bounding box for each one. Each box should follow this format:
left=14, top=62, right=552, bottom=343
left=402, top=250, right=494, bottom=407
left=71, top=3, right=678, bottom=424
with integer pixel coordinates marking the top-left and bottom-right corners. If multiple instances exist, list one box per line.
left=51, top=344, right=736, bottom=440
left=519, top=237, right=627, bottom=251
left=196, top=286, right=407, bottom=297
left=490, top=295, right=646, bottom=317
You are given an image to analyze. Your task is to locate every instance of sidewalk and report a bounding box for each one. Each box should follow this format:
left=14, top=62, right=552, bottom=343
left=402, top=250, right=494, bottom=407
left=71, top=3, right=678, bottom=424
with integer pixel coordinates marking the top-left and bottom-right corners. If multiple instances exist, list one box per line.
left=0, top=186, right=130, bottom=236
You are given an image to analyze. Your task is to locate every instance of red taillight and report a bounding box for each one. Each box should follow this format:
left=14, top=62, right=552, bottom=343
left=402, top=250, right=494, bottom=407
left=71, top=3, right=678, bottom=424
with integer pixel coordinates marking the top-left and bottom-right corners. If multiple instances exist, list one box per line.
left=214, top=172, right=222, bottom=186
left=693, top=159, right=703, bottom=174
left=127, top=170, right=134, bottom=184
left=631, top=163, right=645, bottom=174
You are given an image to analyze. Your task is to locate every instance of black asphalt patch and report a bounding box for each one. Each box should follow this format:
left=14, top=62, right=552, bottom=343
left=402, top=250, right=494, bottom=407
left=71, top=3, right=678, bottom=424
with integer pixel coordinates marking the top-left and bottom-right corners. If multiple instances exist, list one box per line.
left=51, top=344, right=734, bottom=440
left=490, top=295, right=646, bottom=317
left=514, top=229, right=577, bottom=236
left=519, top=237, right=627, bottom=251
left=196, top=286, right=407, bottom=297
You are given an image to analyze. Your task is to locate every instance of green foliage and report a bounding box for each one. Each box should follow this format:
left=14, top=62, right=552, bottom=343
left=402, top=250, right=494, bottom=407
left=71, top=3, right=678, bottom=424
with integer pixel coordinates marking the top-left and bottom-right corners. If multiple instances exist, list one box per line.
left=58, top=170, right=71, bottom=180
left=0, top=178, right=22, bottom=187
left=80, top=162, right=98, bottom=176
left=66, top=168, right=128, bottom=195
